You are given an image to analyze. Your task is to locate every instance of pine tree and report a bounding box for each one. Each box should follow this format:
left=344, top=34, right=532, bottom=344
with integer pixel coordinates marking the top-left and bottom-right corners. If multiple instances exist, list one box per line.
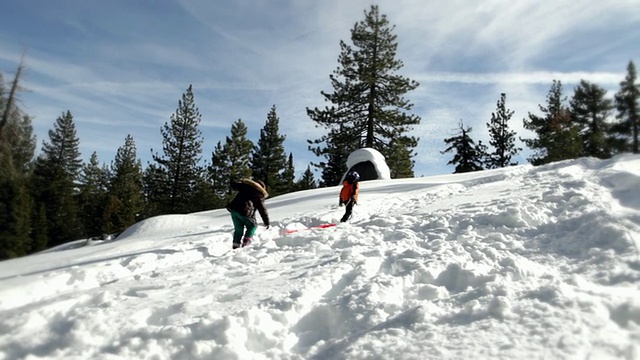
left=386, top=137, right=415, bottom=178
left=225, top=119, right=254, bottom=181
left=0, top=179, right=31, bottom=258
left=31, top=203, right=48, bottom=252
left=31, top=110, right=82, bottom=248
left=250, top=105, right=288, bottom=195
left=0, top=56, right=25, bottom=140
left=570, top=80, right=614, bottom=159
left=77, top=152, right=109, bottom=238
left=0, top=116, right=35, bottom=260
left=281, top=153, right=296, bottom=194
left=613, top=61, right=640, bottom=153
left=307, top=5, right=420, bottom=184
left=296, top=165, right=317, bottom=191
left=189, top=172, right=219, bottom=212
left=522, top=80, right=582, bottom=165
left=208, top=119, right=253, bottom=202
left=547, top=108, right=584, bottom=164
left=141, top=163, right=167, bottom=217
left=0, top=71, right=35, bottom=258
left=486, top=93, right=521, bottom=168
left=441, top=121, right=486, bottom=173
left=309, top=127, right=351, bottom=186
left=3, top=114, right=36, bottom=175
left=209, top=140, right=231, bottom=203
left=104, top=135, right=144, bottom=234
left=42, top=111, right=82, bottom=175
left=151, top=85, right=204, bottom=214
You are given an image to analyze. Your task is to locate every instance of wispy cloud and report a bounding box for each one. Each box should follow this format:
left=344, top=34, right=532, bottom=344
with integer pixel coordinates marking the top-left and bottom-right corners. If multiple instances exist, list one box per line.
left=414, top=71, right=623, bottom=86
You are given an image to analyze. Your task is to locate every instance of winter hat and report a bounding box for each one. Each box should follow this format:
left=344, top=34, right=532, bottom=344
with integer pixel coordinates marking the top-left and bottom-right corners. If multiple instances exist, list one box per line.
left=257, top=180, right=266, bottom=190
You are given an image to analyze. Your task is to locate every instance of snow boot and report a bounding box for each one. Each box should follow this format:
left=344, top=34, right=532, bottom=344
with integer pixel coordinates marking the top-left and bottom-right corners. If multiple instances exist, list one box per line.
left=242, top=237, right=253, bottom=247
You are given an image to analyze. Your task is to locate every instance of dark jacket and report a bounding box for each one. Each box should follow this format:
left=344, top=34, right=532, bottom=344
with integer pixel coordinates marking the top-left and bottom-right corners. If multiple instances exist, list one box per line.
left=226, top=179, right=270, bottom=226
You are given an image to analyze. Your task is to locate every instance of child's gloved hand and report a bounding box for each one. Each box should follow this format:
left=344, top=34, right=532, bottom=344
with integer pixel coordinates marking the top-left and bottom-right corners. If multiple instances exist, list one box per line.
left=339, top=200, right=343, bottom=207
left=351, top=196, right=357, bottom=205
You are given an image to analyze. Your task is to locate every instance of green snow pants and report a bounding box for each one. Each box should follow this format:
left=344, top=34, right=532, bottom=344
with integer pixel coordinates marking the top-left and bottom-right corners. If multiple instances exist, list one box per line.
left=230, top=210, right=257, bottom=245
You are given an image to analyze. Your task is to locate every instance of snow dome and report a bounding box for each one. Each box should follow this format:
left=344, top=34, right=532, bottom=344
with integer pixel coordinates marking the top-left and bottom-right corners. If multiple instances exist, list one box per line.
left=341, top=147, right=391, bottom=183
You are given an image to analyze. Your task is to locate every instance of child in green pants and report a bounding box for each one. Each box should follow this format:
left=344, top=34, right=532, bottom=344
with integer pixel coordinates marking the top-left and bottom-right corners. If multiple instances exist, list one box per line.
left=226, top=179, right=270, bottom=249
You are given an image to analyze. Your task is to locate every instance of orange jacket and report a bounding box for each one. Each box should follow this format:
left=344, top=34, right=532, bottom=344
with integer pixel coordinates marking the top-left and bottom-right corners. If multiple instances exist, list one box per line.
left=339, top=181, right=359, bottom=204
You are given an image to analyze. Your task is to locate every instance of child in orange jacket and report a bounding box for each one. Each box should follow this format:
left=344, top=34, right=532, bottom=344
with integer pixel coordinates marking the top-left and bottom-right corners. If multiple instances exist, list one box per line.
left=339, top=171, right=360, bottom=222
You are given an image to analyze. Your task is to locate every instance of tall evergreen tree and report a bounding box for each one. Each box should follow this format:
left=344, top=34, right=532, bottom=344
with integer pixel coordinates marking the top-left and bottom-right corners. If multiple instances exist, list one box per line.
left=0, top=68, right=36, bottom=176
left=225, top=119, right=254, bottom=181
left=0, top=73, right=36, bottom=175
left=250, top=105, right=288, bottom=195
left=31, top=203, right=48, bottom=252
left=613, top=61, right=640, bottom=153
left=141, top=163, right=166, bottom=218
left=0, top=74, right=36, bottom=181
left=104, top=135, right=144, bottom=234
left=151, top=85, right=204, bottom=214
left=7, top=115, right=36, bottom=174
left=0, top=177, right=32, bottom=258
left=77, top=152, right=109, bottom=238
left=522, top=80, right=582, bottom=165
left=31, top=110, right=82, bottom=248
left=0, top=71, right=35, bottom=258
left=386, top=137, right=415, bottom=178
left=281, top=153, right=296, bottom=194
left=310, top=127, right=351, bottom=186
left=0, top=56, right=25, bottom=140
left=209, top=140, right=231, bottom=204
left=570, top=80, right=614, bottom=159
left=441, top=121, right=486, bottom=173
left=485, top=93, right=521, bottom=168
left=296, top=165, right=317, bottom=191
left=547, top=108, right=583, bottom=164
left=209, top=119, right=253, bottom=202
left=307, top=5, right=420, bottom=184
left=189, top=171, right=219, bottom=212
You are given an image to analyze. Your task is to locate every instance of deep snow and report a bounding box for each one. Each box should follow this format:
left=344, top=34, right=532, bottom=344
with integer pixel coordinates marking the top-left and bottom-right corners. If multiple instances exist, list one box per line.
left=1, top=155, right=639, bottom=359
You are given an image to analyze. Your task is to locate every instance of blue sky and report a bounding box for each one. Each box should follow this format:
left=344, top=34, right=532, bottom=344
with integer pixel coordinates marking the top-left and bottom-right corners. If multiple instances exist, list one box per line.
left=1, top=0, right=638, bottom=177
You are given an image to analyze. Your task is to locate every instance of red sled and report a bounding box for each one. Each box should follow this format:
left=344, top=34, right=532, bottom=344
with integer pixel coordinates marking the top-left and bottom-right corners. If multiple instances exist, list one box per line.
left=284, top=223, right=337, bottom=234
